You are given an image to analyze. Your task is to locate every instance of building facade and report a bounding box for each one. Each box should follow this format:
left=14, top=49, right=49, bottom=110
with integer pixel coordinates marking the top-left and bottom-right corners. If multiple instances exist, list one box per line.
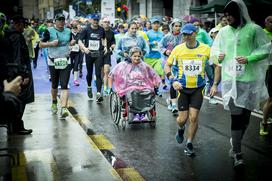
left=127, top=0, right=192, bottom=19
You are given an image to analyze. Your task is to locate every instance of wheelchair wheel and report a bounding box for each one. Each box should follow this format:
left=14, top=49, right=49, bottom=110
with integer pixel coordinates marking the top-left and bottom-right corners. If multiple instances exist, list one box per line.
left=110, top=92, right=121, bottom=125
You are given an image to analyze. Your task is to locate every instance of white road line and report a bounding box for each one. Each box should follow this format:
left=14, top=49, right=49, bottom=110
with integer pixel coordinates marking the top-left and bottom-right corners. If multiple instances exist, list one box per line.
left=204, top=96, right=263, bottom=119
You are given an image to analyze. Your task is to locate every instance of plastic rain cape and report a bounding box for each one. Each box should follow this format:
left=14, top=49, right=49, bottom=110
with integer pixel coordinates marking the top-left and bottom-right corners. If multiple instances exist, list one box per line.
left=109, top=61, right=161, bottom=97
left=210, top=0, right=271, bottom=111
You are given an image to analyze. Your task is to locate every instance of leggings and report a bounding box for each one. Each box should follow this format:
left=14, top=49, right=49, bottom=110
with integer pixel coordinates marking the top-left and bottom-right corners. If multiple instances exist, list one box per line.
left=70, top=53, right=80, bottom=71
left=229, top=98, right=251, bottom=153
left=85, top=54, right=103, bottom=93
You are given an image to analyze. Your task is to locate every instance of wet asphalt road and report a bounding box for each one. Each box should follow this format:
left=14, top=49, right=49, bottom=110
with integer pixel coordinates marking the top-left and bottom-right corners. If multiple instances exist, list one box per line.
left=69, top=92, right=272, bottom=181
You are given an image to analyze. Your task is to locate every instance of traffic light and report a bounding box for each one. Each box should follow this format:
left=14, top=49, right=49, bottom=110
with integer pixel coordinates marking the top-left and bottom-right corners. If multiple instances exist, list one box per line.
left=116, top=3, right=122, bottom=17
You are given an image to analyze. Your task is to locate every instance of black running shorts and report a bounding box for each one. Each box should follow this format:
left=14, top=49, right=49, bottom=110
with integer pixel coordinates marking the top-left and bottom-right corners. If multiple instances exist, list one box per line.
left=177, top=86, right=204, bottom=111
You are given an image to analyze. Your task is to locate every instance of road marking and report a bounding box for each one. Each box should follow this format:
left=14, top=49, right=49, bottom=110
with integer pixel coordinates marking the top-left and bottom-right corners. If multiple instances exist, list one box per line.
left=12, top=152, right=27, bottom=181
left=110, top=168, right=123, bottom=181
left=116, top=168, right=145, bottom=181
left=12, top=149, right=60, bottom=181
left=205, top=95, right=263, bottom=119
left=74, top=115, right=90, bottom=125
left=89, top=134, right=115, bottom=150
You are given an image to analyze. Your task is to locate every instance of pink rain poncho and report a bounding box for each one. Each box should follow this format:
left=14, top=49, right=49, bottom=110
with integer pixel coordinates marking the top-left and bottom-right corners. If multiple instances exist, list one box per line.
left=109, top=61, right=161, bottom=97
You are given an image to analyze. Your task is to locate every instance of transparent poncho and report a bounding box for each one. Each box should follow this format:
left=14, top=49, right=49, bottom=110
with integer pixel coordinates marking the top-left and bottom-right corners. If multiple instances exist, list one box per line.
left=109, top=61, right=161, bottom=97
left=210, top=0, right=271, bottom=111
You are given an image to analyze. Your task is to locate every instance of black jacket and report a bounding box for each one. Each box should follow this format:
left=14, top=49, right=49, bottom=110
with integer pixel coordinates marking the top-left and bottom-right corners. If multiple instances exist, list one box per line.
left=0, top=28, right=34, bottom=104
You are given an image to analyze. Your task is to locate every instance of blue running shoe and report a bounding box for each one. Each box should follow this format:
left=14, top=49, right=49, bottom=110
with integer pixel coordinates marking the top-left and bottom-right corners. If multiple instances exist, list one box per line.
left=175, top=128, right=184, bottom=144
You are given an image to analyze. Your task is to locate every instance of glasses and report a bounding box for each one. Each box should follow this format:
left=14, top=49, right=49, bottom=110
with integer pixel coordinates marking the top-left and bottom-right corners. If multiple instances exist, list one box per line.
left=56, top=18, right=65, bottom=21
left=174, top=25, right=181, bottom=27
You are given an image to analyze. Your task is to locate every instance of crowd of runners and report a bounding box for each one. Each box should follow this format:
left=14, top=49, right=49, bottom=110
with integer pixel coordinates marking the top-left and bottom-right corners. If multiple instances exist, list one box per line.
left=1, top=0, right=272, bottom=170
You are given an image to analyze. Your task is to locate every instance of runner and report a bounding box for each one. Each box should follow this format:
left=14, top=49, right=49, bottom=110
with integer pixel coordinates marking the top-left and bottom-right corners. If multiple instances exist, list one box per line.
left=160, top=18, right=183, bottom=114
left=101, top=17, right=116, bottom=95
left=210, top=0, right=270, bottom=169
left=116, top=21, right=149, bottom=61
left=144, top=17, right=165, bottom=95
left=260, top=15, right=272, bottom=136
left=39, top=13, right=75, bottom=118
left=165, top=23, right=210, bottom=157
left=78, top=14, right=107, bottom=102
left=70, top=20, right=81, bottom=86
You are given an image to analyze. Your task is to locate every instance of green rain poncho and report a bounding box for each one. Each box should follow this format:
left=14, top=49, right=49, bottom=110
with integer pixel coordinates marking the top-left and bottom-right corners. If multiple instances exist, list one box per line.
left=210, top=0, right=271, bottom=111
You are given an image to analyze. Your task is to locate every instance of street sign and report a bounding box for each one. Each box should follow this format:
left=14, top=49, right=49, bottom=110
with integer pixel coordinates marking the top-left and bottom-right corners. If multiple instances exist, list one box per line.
left=101, top=0, right=115, bottom=25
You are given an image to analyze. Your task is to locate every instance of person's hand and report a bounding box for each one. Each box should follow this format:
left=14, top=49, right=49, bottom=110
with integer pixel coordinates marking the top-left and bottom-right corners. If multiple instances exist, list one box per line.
left=70, top=39, right=76, bottom=45
left=153, top=41, right=158, bottom=46
left=104, top=46, right=108, bottom=55
left=84, top=47, right=90, bottom=54
left=236, top=56, right=248, bottom=64
left=51, top=39, right=59, bottom=47
left=124, top=52, right=129, bottom=57
left=22, top=78, right=30, bottom=85
left=3, top=76, right=22, bottom=96
left=209, top=84, right=218, bottom=97
left=172, top=81, right=182, bottom=90
left=165, top=50, right=171, bottom=56
left=218, top=53, right=225, bottom=63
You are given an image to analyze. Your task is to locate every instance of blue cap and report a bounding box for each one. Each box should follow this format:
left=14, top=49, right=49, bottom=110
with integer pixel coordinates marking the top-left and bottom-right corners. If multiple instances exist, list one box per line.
left=150, top=17, right=161, bottom=24
left=89, top=14, right=100, bottom=20
left=182, top=23, right=197, bottom=34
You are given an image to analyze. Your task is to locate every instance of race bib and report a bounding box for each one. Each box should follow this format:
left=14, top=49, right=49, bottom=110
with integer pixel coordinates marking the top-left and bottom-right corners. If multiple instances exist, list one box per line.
left=235, top=63, right=246, bottom=76
left=152, top=45, right=159, bottom=52
left=88, top=40, right=100, bottom=50
left=71, top=44, right=79, bottom=52
left=225, top=61, right=245, bottom=77
left=54, top=58, right=68, bottom=69
left=182, top=60, right=202, bottom=76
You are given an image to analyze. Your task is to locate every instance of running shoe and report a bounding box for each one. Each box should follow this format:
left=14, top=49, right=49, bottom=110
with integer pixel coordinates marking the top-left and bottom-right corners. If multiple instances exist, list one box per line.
left=267, top=117, right=272, bottom=124
left=133, top=113, right=141, bottom=121
left=166, top=98, right=172, bottom=110
left=259, top=122, right=269, bottom=136
left=96, top=92, right=103, bottom=103
left=51, top=103, right=58, bottom=114
left=184, top=142, right=195, bottom=157
left=87, top=87, right=93, bottom=98
left=60, top=107, right=69, bottom=118
left=233, top=153, right=244, bottom=169
left=175, top=128, right=184, bottom=144
left=140, top=113, right=148, bottom=121
left=74, top=80, right=80, bottom=86
left=171, top=104, right=178, bottom=113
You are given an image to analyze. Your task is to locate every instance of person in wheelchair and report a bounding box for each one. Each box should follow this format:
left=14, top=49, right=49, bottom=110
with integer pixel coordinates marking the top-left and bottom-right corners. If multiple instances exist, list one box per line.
left=108, top=47, right=161, bottom=122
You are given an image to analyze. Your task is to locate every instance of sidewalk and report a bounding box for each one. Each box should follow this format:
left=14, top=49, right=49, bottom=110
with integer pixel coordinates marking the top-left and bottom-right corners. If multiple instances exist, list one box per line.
left=0, top=94, right=122, bottom=181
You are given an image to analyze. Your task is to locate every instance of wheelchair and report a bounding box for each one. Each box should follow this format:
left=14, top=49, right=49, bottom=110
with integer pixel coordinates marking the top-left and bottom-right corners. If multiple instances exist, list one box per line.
left=110, top=90, right=157, bottom=128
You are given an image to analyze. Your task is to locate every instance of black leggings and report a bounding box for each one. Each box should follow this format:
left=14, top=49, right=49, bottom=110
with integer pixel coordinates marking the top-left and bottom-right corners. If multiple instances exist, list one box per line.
left=231, top=109, right=251, bottom=134
left=49, top=65, right=71, bottom=89
left=78, top=51, right=84, bottom=72
left=85, top=54, right=103, bottom=92
left=70, top=53, right=80, bottom=71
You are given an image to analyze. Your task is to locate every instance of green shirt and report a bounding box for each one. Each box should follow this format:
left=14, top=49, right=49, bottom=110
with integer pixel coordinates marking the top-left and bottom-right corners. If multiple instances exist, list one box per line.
left=264, top=28, right=272, bottom=40
left=214, top=23, right=270, bottom=82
